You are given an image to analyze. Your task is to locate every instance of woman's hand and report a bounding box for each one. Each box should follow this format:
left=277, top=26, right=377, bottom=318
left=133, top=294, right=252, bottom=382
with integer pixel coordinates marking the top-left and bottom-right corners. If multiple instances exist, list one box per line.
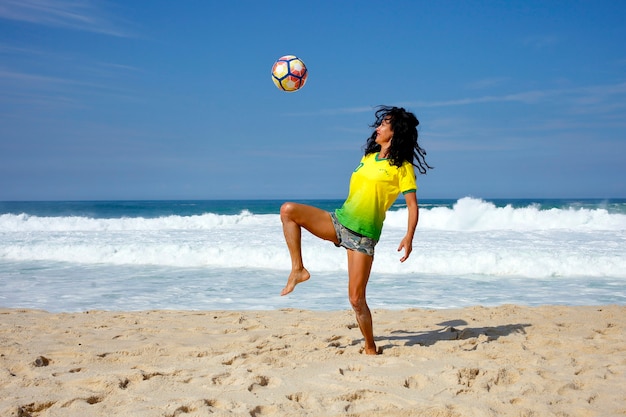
left=397, top=236, right=413, bottom=262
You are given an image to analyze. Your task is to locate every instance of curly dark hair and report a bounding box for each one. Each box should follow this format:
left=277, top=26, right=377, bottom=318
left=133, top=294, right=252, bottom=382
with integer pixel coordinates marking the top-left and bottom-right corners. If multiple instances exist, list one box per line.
left=363, top=106, right=432, bottom=174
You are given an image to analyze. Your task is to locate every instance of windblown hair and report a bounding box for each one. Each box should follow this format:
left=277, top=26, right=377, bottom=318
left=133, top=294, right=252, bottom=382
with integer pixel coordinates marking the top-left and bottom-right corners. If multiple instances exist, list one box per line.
left=364, top=106, right=432, bottom=174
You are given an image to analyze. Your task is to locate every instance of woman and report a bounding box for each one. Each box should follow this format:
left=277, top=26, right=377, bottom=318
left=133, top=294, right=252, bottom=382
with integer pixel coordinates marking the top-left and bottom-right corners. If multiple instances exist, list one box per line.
left=280, top=106, right=431, bottom=355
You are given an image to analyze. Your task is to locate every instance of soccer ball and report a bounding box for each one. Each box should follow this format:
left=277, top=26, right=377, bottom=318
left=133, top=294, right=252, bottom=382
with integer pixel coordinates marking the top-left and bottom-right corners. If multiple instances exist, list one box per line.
left=271, top=55, right=308, bottom=92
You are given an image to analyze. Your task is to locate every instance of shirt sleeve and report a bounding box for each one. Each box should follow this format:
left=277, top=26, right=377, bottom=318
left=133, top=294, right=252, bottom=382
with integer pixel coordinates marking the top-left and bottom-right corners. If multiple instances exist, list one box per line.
left=399, top=162, right=417, bottom=194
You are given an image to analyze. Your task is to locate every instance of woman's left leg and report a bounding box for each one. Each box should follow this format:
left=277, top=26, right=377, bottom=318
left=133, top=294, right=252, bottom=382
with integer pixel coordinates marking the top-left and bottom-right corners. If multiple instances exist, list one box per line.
left=347, top=249, right=377, bottom=355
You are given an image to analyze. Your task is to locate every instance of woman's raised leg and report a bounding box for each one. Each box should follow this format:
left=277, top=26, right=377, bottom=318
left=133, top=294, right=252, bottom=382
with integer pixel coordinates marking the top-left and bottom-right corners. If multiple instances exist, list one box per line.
left=280, top=202, right=338, bottom=296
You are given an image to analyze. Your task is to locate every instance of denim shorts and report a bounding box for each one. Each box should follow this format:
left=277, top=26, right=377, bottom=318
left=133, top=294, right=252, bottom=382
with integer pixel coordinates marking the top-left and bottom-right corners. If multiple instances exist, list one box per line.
left=330, top=212, right=377, bottom=256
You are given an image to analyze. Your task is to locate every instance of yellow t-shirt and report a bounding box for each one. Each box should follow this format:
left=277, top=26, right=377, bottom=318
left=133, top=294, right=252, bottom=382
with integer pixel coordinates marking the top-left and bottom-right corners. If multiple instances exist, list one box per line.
left=335, top=153, right=417, bottom=240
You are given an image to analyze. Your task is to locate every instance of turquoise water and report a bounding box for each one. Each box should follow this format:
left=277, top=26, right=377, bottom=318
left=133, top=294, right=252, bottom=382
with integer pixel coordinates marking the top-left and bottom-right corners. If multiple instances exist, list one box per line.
left=2, top=198, right=625, bottom=218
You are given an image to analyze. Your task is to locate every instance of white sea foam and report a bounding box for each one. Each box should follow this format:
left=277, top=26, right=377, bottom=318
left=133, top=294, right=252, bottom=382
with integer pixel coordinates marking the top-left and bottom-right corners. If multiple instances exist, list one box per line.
left=1, top=198, right=625, bottom=311
left=1, top=197, right=625, bottom=276
left=2, top=197, right=624, bottom=233
left=386, top=197, right=626, bottom=231
left=0, top=210, right=266, bottom=232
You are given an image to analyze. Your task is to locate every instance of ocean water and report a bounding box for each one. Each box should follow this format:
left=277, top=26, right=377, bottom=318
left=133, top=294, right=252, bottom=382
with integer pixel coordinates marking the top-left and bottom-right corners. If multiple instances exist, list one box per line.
left=0, top=197, right=625, bottom=312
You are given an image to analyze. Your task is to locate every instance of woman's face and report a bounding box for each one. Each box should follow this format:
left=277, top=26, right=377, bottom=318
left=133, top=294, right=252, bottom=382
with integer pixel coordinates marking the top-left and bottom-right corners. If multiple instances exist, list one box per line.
left=375, top=116, right=394, bottom=146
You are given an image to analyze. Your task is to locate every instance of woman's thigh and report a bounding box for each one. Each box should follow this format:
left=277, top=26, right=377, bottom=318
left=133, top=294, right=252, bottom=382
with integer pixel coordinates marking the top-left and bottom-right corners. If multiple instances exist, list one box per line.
left=281, top=202, right=339, bottom=244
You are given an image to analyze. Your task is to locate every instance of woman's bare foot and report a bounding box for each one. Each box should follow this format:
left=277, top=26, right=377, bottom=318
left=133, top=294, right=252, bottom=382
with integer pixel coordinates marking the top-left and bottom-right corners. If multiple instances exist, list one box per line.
left=362, top=345, right=380, bottom=355
left=280, top=268, right=311, bottom=296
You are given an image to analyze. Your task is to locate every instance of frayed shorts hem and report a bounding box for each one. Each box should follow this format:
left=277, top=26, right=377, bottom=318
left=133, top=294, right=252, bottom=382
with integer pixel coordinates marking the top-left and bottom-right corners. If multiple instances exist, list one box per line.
left=329, top=212, right=377, bottom=256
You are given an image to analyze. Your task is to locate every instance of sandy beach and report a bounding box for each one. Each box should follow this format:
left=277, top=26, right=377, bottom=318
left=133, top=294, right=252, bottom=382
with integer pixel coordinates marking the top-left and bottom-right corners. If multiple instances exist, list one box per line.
left=1, top=305, right=624, bottom=417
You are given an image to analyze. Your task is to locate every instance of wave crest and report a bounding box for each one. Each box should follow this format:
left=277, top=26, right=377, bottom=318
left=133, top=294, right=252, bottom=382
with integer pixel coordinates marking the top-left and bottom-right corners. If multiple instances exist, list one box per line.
left=386, top=197, right=626, bottom=231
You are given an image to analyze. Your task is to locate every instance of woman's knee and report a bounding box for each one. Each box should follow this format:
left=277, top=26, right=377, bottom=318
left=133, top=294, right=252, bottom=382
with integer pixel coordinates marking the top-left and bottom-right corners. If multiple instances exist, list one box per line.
left=349, top=293, right=367, bottom=312
left=280, top=202, right=297, bottom=220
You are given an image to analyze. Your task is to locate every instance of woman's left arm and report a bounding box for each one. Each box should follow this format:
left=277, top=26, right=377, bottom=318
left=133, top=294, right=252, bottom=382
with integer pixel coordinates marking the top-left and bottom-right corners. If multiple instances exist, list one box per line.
left=397, top=192, right=418, bottom=262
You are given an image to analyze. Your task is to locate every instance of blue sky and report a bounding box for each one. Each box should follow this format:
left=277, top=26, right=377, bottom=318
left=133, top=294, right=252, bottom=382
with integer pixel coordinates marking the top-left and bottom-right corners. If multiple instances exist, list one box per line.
left=1, top=0, right=625, bottom=201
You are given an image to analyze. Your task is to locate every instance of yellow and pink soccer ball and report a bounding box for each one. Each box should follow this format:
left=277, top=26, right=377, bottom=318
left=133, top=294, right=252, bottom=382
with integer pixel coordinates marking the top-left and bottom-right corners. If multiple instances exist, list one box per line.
left=271, top=55, right=308, bottom=92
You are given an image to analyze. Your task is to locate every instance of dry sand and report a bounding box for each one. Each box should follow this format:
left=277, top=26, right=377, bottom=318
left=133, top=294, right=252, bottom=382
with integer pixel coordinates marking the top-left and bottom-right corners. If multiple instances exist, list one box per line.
left=1, top=305, right=624, bottom=417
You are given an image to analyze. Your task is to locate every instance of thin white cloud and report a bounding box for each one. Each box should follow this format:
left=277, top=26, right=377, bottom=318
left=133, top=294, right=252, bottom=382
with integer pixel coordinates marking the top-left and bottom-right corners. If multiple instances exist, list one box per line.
left=577, top=82, right=626, bottom=100
left=0, top=66, right=143, bottom=114
left=522, top=34, right=560, bottom=49
left=96, top=62, right=143, bottom=73
left=0, top=68, right=77, bottom=85
left=0, top=68, right=112, bottom=89
left=465, top=77, right=510, bottom=90
left=0, top=42, right=49, bottom=56
left=285, top=82, right=626, bottom=120
left=0, top=0, right=131, bottom=37
left=414, top=82, right=626, bottom=109
left=294, top=91, right=551, bottom=115
left=415, top=90, right=549, bottom=107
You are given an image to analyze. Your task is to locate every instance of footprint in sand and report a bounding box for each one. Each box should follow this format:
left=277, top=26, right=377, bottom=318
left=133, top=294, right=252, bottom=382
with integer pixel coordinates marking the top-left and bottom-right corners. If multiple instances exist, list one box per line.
left=247, top=375, right=277, bottom=392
